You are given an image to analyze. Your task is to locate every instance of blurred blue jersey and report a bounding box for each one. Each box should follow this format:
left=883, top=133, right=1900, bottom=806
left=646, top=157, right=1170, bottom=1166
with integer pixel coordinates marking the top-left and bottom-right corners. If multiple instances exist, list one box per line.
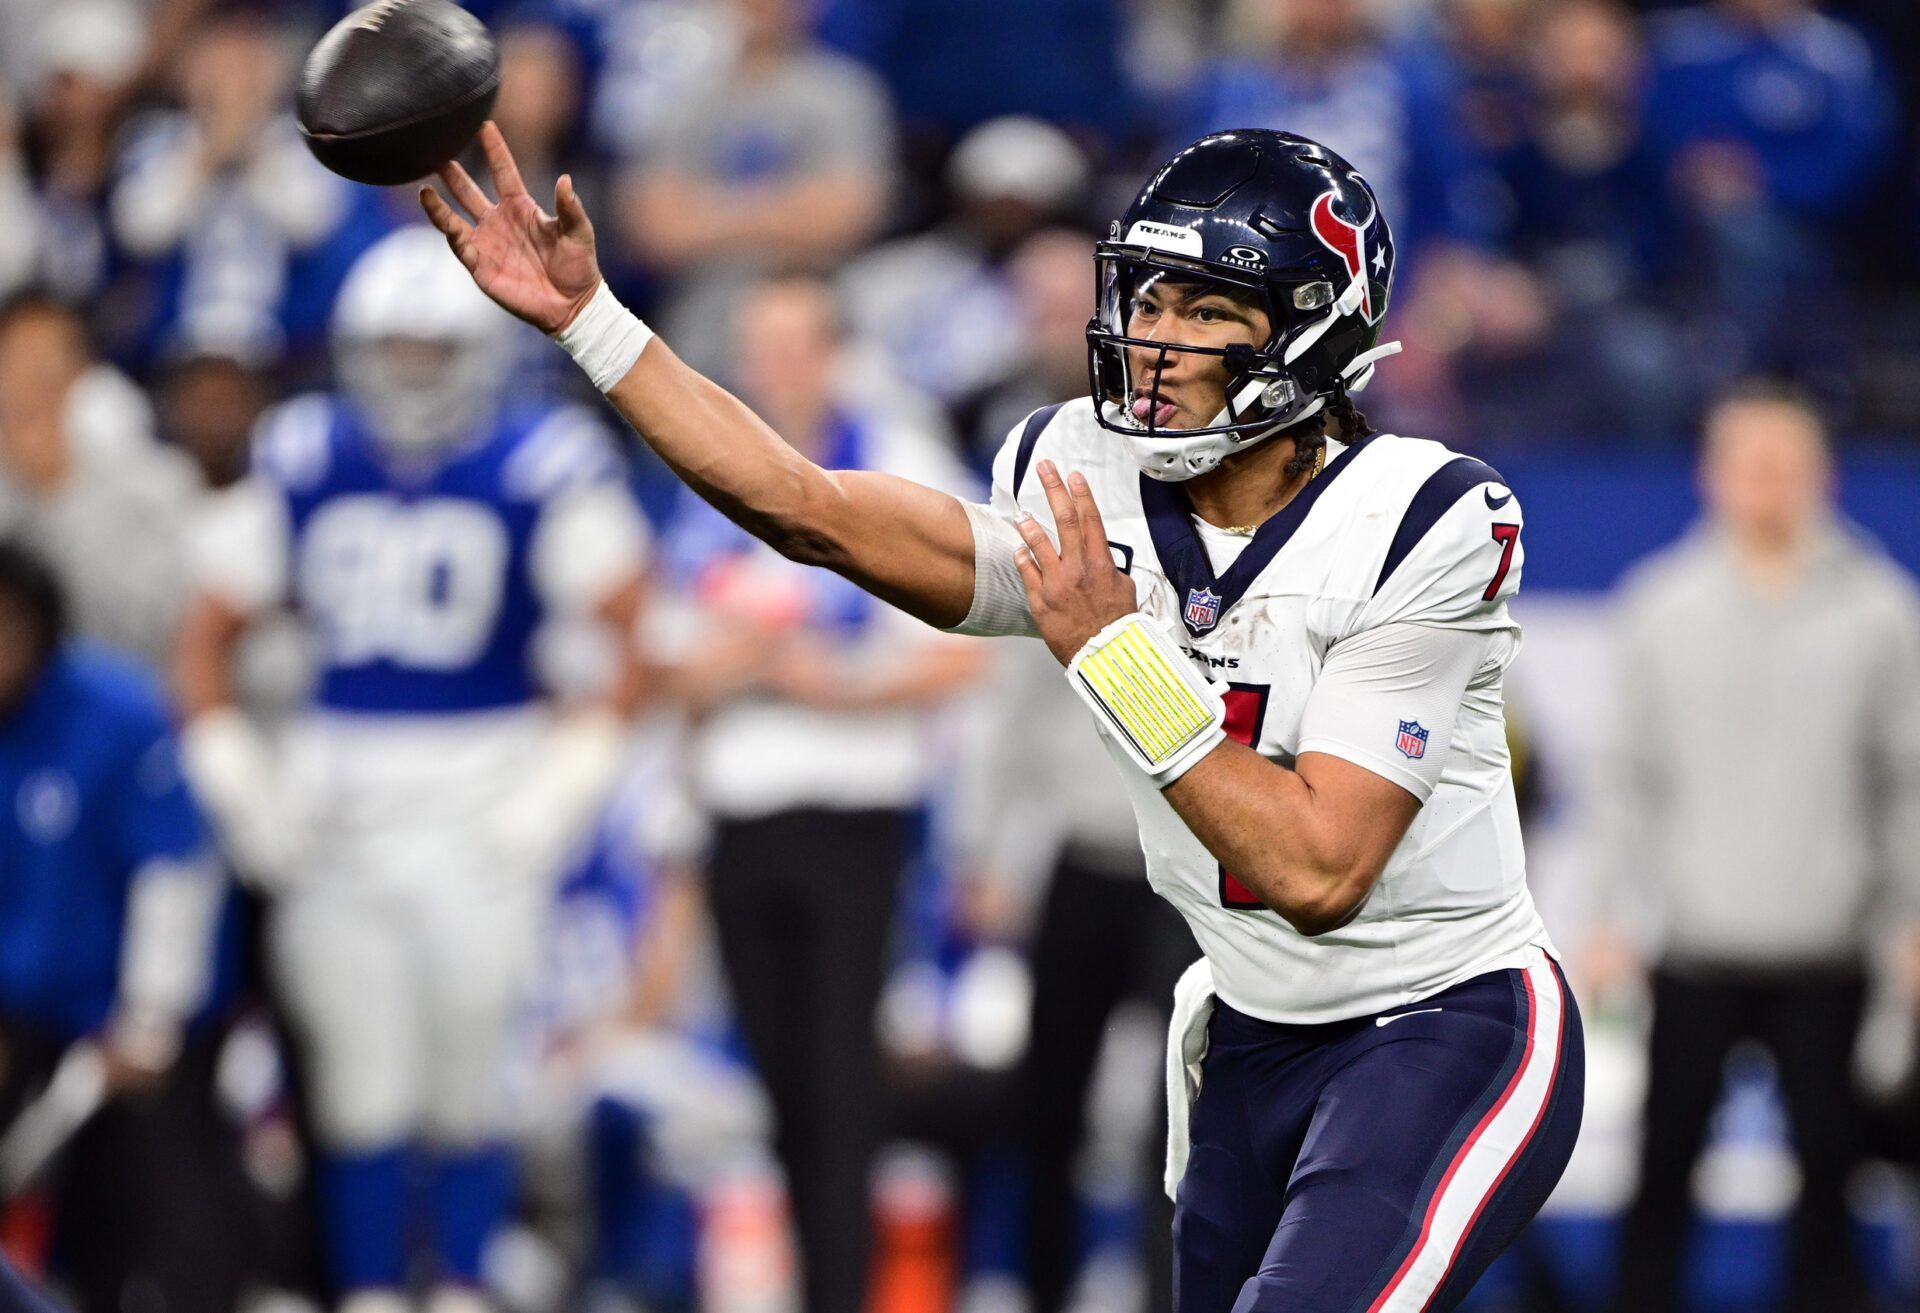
left=253, top=395, right=624, bottom=716
left=0, top=646, right=211, bottom=1038
left=1644, top=5, right=1896, bottom=219
left=1178, top=42, right=1503, bottom=257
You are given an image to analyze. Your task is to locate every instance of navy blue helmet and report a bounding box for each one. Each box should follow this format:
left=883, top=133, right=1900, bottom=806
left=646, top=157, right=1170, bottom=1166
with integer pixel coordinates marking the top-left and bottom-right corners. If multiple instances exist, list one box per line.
left=1087, top=129, right=1400, bottom=480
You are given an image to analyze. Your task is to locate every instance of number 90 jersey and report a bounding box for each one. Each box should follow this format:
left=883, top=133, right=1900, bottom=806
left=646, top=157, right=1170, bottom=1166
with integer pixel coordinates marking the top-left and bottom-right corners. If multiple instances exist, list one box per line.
left=980, top=400, right=1552, bottom=1025
left=199, top=393, right=645, bottom=715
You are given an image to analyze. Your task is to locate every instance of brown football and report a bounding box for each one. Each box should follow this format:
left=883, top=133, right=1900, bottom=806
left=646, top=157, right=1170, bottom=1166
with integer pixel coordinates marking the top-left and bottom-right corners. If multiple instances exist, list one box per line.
left=297, top=0, right=500, bottom=187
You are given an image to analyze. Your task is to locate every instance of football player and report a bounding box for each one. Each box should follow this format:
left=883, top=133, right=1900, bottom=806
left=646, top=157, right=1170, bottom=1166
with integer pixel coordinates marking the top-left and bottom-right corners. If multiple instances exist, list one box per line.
left=422, top=124, right=1584, bottom=1312
left=172, top=226, right=652, bottom=1313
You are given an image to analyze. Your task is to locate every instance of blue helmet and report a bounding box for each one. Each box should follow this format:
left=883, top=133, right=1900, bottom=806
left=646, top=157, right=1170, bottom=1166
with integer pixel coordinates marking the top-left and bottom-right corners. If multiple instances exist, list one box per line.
left=1087, top=129, right=1401, bottom=481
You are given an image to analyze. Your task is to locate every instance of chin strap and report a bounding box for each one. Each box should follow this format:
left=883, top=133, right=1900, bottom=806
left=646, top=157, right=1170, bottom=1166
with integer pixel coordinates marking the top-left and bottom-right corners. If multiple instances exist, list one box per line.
left=1340, top=340, right=1402, bottom=394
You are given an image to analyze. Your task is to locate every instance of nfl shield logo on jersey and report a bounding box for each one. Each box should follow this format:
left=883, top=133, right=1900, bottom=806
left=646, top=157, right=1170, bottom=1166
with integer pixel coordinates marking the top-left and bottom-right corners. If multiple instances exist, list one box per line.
left=1396, top=720, right=1430, bottom=759
left=1184, top=587, right=1222, bottom=632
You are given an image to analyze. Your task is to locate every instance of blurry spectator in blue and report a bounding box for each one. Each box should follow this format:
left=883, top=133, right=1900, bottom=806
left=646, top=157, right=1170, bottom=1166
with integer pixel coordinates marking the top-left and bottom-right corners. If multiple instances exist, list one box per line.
left=4, top=0, right=148, bottom=313
left=1642, top=0, right=1898, bottom=378
left=491, top=14, right=596, bottom=208
left=840, top=116, right=1091, bottom=419
left=1178, top=0, right=1559, bottom=438
left=1503, top=1, right=1659, bottom=304
left=819, top=0, right=1131, bottom=154
left=0, top=294, right=200, bottom=666
left=1449, top=0, right=1692, bottom=438
left=1178, top=0, right=1505, bottom=260
left=0, top=537, right=237, bottom=1313
left=110, top=11, right=391, bottom=368
left=479, top=12, right=607, bottom=408
left=611, top=0, right=896, bottom=379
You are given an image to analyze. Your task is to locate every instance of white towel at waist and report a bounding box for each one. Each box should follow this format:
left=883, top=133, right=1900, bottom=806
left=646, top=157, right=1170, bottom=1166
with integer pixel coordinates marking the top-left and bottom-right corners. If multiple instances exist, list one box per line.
left=1164, top=956, right=1216, bottom=1202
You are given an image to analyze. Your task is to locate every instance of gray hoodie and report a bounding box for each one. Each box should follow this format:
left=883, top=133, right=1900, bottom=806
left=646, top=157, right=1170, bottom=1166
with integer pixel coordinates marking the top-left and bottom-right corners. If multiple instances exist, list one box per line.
left=1597, top=520, right=1920, bottom=969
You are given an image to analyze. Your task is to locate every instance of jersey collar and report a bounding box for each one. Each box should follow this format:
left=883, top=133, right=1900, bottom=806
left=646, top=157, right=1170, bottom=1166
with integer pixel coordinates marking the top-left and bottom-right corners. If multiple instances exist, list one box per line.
left=1141, top=433, right=1379, bottom=637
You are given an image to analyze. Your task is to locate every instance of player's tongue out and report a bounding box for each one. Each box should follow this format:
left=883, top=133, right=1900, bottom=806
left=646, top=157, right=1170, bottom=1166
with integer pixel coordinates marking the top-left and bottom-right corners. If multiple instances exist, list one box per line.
left=1131, top=395, right=1178, bottom=427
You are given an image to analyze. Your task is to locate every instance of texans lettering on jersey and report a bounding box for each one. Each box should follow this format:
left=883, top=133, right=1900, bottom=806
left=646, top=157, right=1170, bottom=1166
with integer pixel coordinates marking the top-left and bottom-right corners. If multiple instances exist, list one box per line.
left=247, top=394, right=628, bottom=714
left=978, top=400, right=1552, bottom=1025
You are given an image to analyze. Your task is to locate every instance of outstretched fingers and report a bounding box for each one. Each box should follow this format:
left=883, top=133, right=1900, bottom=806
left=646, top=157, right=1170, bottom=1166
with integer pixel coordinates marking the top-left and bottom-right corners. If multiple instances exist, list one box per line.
left=438, top=158, right=493, bottom=218
left=478, top=121, right=528, bottom=200
left=418, top=186, right=478, bottom=269
left=555, top=173, right=592, bottom=239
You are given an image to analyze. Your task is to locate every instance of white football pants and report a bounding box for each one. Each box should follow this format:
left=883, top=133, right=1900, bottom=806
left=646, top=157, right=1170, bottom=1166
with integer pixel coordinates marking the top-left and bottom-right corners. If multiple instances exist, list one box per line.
left=272, top=868, right=543, bottom=1151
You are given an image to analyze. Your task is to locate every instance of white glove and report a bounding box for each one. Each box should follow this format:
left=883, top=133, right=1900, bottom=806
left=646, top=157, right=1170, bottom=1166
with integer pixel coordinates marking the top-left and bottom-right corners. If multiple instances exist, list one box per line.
left=485, top=708, right=629, bottom=887
left=179, top=708, right=310, bottom=890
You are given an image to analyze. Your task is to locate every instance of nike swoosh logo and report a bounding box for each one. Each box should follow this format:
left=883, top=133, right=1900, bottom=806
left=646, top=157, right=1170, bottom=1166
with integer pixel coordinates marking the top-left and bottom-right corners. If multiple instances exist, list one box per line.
left=1376, top=1007, right=1444, bottom=1027
left=1484, top=487, right=1513, bottom=510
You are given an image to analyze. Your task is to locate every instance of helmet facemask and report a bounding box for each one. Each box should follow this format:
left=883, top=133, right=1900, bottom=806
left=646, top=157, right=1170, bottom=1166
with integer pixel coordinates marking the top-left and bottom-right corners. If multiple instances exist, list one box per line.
left=1086, top=248, right=1356, bottom=481
left=337, top=331, right=509, bottom=459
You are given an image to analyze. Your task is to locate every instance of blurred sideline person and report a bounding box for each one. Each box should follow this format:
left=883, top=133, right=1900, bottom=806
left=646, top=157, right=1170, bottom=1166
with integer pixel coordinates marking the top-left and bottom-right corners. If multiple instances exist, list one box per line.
left=0, top=539, right=234, bottom=1313
left=839, top=115, right=1092, bottom=413
left=0, top=293, right=199, bottom=666
left=172, top=227, right=653, bottom=1313
left=1589, top=382, right=1920, bottom=1313
left=423, top=122, right=1583, bottom=1313
left=109, top=10, right=371, bottom=363
left=957, top=635, right=1197, bottom=1313
left=614, top=0, right=896, bottom=379
left=660, top=272, right=983, bottom=1313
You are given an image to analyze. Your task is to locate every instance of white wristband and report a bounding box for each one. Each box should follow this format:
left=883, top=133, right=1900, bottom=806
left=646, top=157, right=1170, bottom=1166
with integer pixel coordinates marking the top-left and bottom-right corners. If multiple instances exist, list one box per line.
left=1067, top=611, right=1227, bottom=786
left=552, top=282, right=655, bottom=393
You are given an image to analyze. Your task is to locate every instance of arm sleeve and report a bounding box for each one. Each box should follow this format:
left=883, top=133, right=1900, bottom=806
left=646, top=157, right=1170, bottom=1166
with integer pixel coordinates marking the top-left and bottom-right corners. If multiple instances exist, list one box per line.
left=116, top=854, right=224, bottom=1037
left=518, top=407, right=650, bottom=613
left=110, top=705, right=223, bottom=1033
left=532, top=483, right=653, bottom=614
left=1296, top=622, right=1494, bottom=801
left=189, top=476, right=289, bottom=612
left=944, top=412, right=1041, bottom=639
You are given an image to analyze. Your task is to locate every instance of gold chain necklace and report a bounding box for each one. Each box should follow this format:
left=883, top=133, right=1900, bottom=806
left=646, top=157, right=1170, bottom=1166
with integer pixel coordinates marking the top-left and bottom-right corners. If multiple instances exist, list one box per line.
left=1219, top=443, right=1326, bottom=536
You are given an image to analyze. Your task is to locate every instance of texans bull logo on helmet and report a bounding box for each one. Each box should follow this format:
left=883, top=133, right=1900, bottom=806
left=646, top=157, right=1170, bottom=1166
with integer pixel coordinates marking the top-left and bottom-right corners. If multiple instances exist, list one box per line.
left=1309, top=187, right=1387, bottom=326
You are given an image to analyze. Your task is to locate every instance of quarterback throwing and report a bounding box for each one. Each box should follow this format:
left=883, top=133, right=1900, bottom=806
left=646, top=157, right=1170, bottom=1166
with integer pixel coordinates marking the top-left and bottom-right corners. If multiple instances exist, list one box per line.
left=424, top=122, right=1584, bottom=1313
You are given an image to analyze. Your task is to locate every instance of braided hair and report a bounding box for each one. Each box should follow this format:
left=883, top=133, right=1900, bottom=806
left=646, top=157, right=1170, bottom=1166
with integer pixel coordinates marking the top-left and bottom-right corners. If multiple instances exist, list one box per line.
left=1281, top=393, right=1372, bottom=479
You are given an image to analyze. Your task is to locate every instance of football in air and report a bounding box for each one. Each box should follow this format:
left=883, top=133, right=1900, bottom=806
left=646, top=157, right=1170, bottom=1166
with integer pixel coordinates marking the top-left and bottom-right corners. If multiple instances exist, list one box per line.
left=297, top=0, right=500, bottom=187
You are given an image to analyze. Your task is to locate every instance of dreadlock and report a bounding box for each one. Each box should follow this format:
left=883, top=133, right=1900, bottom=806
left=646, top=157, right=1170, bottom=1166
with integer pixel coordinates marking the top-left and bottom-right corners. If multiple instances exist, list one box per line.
left=1280, top=393, right=1372, bottom=479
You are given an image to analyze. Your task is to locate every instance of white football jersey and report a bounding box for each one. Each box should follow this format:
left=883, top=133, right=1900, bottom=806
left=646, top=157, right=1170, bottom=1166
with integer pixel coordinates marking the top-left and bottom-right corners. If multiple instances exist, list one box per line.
left=978, top=399, right=1552, bottom=1024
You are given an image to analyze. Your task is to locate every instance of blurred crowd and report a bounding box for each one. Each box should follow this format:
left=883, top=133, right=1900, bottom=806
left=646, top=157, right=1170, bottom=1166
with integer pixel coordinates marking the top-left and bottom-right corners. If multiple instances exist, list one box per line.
left=0, top=0, right=1918, bottom=451
left=0, top=1, right=1918, bottom=1313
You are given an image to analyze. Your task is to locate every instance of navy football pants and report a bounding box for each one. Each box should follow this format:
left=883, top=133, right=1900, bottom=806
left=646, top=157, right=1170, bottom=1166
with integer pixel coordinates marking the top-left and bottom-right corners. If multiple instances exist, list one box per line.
left=1174, top=953, right=1583, bottom=1313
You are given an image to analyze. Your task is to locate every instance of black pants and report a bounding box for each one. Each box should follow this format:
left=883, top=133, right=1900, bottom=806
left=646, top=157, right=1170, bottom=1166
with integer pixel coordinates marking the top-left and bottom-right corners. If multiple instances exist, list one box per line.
left=707, top=807, right=907, bottom=1313
left=1024, top=852, right=1199, bottom=1313
left=1613, top=964, right=1868, bottom=1313
left=0, top=1020, right=250, bottom=1313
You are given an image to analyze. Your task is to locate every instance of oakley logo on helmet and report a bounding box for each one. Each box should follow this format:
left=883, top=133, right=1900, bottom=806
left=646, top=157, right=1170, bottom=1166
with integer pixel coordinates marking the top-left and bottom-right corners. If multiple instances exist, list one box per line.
left=1220, top=245, right=1269, bottom=271
left=1127, top=220, right=1204, bottom=257
left=1309, top=190, right=1382, bottom=324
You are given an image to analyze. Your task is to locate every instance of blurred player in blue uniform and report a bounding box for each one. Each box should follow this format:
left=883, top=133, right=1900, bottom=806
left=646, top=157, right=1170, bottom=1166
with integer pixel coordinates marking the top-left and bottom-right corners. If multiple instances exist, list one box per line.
left=172, top=227, right=652, bottom=1313
left=0, top=538, right=232, bottom=1313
